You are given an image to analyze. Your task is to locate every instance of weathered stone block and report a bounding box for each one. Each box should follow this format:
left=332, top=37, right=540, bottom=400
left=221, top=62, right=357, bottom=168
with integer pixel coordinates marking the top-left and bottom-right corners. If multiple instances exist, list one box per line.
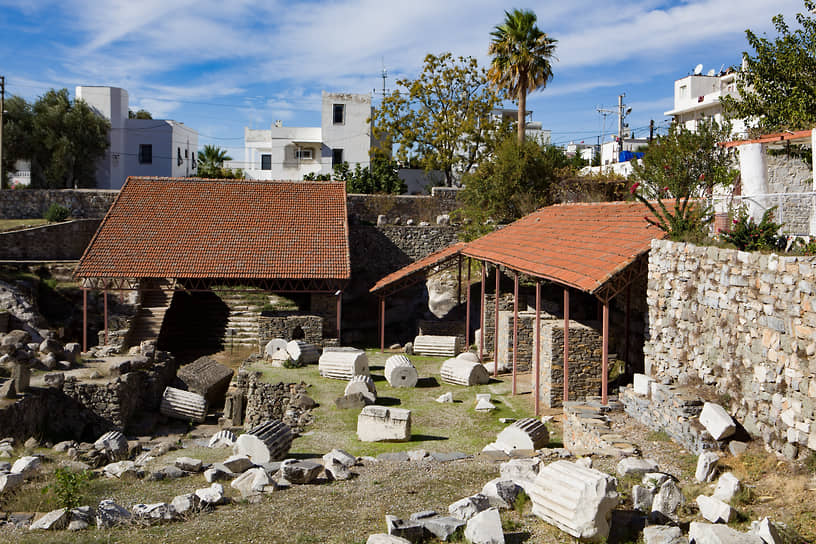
left=357, top=406, right=411, bottom=442
left=177, top=356, right=234, bottom=406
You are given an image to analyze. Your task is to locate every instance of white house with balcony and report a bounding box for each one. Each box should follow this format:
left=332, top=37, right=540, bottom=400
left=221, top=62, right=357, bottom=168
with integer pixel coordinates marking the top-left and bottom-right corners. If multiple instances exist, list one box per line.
left=663, top=68, right=747, bottom=136
left=76, top=86, right=198, bottom=189
left=239, top=92, right=374, bottom=181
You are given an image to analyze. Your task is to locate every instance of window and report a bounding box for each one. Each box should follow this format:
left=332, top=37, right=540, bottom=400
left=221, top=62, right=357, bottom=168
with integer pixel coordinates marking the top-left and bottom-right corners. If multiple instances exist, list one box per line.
left=295, top=147, right=313, bottom=160
left=261, top=154, right=272, bottom=170
left=332, top=148, right=343, bottom=167
left=333, top=103, right=345, bottom=124
left=138, top=144, right=152, bottom=164
left=184, top=149, right=188, bottom=158
left=679, top=85, right=687, bottom=98
left=177, top=147, right=183, bottom=166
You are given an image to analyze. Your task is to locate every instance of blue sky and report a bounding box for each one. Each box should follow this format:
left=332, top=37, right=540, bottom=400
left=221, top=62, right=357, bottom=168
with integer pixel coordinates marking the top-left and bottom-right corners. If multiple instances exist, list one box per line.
left=0, top=0, right=805, bottom=167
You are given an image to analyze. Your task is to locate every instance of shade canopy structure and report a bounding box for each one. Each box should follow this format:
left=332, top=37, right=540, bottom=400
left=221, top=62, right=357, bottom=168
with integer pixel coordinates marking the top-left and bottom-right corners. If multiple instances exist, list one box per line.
left=370, top=200, right=666, bottom=412
left=75, top=177, right=351, bottom=350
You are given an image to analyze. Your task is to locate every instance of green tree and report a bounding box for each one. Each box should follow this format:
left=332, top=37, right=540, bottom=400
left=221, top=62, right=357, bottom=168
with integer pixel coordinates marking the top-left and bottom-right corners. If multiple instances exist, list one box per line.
left=722, top=0, right=816, bottom=132
left=488, top=9, right=557, bottom=142
left=128, top=109, right=152, bottom=119
left=3, top=89, right=110, bottom=188
left=371, top=52, right=502, bottom=187
left=456, top=137, right=568, bottom=240
left=630, top=119, right=738, bottom=241
left=306, top=157, right=406, bottom=194
left=197, top=144, right=234, bottom=178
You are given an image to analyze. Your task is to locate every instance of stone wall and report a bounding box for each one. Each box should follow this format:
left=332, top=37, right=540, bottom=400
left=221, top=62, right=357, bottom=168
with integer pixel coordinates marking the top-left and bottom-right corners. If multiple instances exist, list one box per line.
left=620, top=381, right=720, bottom=455
left=232, top=371, right=308, bottom=430
left=346, top=187, right=460, bottom=224
left=0, top=219, right=101, bottom=260
left=0, top=189, right=118, bottom=219
left=645, top=239, right=816, bottom=456
left=767, top=154, right=812, bottom=194
left=259, top=313, right=323, bottom=344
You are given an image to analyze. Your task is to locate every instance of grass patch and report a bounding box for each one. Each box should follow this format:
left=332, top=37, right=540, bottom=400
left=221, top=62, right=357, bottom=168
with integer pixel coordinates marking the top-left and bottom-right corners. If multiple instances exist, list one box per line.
left=0, top=219, right=49, bottom=232
left=645, top=430, right=672, bottom=442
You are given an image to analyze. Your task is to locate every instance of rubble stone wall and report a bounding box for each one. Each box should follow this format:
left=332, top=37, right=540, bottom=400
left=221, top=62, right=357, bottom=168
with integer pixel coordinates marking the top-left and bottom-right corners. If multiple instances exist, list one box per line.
left=645, top=239, right=816, bottom=456
left=0, top=189, right=119, bottom=219
left=767, top=154, right=812, bottom=194
left=233, top=371, right=308, bottom=430
left=0, top=219, right=102, bottom=260
left=346, top=188, right=460, bottom=224
left=259, top=313, right=322, bottom=344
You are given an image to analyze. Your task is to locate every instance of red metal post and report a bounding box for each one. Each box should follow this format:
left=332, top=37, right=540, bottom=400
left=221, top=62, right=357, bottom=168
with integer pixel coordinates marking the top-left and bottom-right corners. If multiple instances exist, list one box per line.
left=479, top=262, right=486, bottom=362
left=534, top=280, right=541, bottom=417
left=625, top=283, right=631, bottom=365
left=465, top=259, right=472, bottom=348
left=457, top=254, right=462, bottom=305
left=103, top=288, right=109, bottom=345
left=379, top=296, right=385, bottom=353
left=563, top=288, right=570, bottom=404
left=336, top=291, right=343, bottom=345
left=82, top=288, right=87, bottom=353
left=512, top=272, right=519, bottom=395
left=493, top=266, right=500, bottom=376
left=602, top=299, right=609, bottom=405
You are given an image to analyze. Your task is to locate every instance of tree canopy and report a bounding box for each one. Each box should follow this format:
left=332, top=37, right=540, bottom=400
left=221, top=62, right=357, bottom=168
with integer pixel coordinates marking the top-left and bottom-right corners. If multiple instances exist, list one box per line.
left=456, top=137, right=570, bottom=240
left=488, top=9, right=557, bottom=142
left=304, top=156, right=406, bottom=194
left=2, top=89, right=110, bottom=188
left=197, top=144, right=233, bottom=178
left=722, top=0, right=816, bottom=132
left=128, top=109, right=153, bottom=119
left=370, top=52, right=502, bottom=187
left=630, top=119, right=737, bottom=241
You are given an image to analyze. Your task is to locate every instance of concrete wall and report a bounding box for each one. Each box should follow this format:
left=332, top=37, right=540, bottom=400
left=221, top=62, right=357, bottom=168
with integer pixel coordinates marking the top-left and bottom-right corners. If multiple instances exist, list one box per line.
left=0, top=219, right=102, bottom=260
left=645, top=239, right=816, bottom=457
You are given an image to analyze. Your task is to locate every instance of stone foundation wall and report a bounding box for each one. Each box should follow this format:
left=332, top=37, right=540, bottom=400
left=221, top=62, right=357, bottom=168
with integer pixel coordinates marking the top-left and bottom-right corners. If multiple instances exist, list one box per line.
left=0, top=189, right=119, bottom=219
left=346, top=188, right=460, bottom=224
left=645, top=239, right=816, bottom=456
left=0, top=219, right=102, bottom=260
left=417, top=320, right=466, bottom=346
left=259, top=313, right=322, bottom=344
left=233, top=371, right=308, bottom=430
left=620, top=382, right=720, bottom=455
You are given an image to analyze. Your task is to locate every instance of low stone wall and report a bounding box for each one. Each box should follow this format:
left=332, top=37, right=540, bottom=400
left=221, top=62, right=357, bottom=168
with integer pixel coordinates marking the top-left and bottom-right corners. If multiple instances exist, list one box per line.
left=232, top=371, right=308, bottom=430
left=0, top=189, right=118, bottom=219
left=0, top=219, right=101, bottom=260
left=562, top=401, right=635, bottom=455
left=259, top=313, right=323, bottom=344
left=417, top=320, right=466, bottom=346
left=346, top=188, right=460, bottom=224
left=645, top=239, right=816, bottom=457
left=620, top=381, right=720, bottom=455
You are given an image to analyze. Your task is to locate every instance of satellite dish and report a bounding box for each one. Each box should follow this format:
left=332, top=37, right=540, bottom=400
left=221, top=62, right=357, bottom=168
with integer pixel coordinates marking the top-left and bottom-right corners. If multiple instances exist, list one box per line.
left=693, top=63, right=703, bottom=75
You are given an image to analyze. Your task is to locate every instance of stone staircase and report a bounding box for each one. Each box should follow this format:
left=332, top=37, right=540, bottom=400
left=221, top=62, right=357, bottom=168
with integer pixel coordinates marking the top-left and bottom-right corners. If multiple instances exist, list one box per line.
left=218, top=291, right=269, bottom=348
left=125, top=281, right=174, bottom=348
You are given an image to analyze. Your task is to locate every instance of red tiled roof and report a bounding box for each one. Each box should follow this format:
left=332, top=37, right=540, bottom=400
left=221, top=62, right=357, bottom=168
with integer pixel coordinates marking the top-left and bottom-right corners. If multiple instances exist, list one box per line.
left=462, top=201, right=665, bottom=294
left=75, top=177, right=350, bottom=280
left=720, top=129, right=813, bottom=148
left=370, top=242, right=466, bottom=293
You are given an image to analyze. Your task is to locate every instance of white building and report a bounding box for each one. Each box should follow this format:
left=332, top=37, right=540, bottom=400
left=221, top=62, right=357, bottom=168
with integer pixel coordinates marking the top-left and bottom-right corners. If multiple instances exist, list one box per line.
left=76, top=86, right=198, bottom=189
left=600, top=137, right=649, bottom=166
left=490, top=108, right=552, bottom=144
left=566, top=141, right=597, bottom=163
left=239, top=92, right=374, bottom=181
left=664, top=68, right=747, bottom=137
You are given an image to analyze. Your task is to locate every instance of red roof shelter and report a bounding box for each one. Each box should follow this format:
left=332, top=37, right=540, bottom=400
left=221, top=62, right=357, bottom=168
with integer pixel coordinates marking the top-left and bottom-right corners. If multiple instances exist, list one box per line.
left=371, top=201, right=665, bottom=413
left=75, top=177, right=351, bottom=350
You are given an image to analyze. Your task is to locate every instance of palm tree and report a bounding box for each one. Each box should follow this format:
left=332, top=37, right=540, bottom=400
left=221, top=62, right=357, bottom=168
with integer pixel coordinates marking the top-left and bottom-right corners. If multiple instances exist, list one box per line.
left=197, top=145, right=232, bottom=178
left=488, top=9, right=557, bottom=142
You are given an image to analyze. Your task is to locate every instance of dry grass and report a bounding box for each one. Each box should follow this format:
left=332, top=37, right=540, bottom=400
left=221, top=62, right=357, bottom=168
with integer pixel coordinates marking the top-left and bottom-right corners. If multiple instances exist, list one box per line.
left=0, top=219, right=49, bottom=233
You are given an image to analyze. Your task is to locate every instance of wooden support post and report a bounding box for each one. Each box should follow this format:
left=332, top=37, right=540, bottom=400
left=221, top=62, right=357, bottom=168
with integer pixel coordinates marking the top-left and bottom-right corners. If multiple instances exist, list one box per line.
left=336, top=291, right=343, bottom=345
left=379, top=296, right=385, bottom=353
left=493, top=266, right=500, bottom=376
left=512, top=272, right=519, bottom=395
left=103, top=288, right=109, bottom=345
left=82, top=288, right=88, bottom=353
left=535, top=280, right=541, bottom=417
left=563, top=288, right=570, bottom=404
left=465, top=259, right=472, bottom=348
left=479, top=261, right=486, bottom=362
left=602, top=299, right=609, bottom=405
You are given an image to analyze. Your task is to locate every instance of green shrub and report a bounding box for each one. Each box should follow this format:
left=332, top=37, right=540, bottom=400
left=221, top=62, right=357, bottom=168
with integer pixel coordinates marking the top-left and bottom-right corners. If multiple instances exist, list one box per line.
left=43, top=203, right=70, bottom=222
left=283, top=357, right=305, bottom=369
left=720, top=207, right=785, bottom=251
left=42, top=467, right=89, bottom=509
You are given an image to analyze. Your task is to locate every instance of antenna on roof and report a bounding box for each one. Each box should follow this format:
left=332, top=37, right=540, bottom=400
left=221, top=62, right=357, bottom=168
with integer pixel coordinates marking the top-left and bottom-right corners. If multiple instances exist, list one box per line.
left=719, top=64, right=725, bottom=74
left=693, top=64, right=703, bottom=75
left=379, top=58, right=389, bottom=98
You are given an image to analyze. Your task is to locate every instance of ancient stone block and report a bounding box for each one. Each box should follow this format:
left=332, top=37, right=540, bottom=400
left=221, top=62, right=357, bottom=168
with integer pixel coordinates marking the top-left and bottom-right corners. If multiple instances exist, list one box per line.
left=246, top=420, right=293, bottom=461
left=11, top=456, right=41, bottom=478
left=29, top=508, right=69, bottom=531
left=319, top=347, right=370, bottom=380
left=464, top=507, right=505, bottom=544
left=440, top=358, right=489, bottom=386
left=287, top=340, right=321, bottom=364
left=696, top=494, right=733, bottom=523
left=357, top=405, right=411, bottom=442
left=651, top=480, right=685, bottom=519
left=643, top=525, right=687, bottom=544
left=384, top=355, right=418, bottom=388
left=449, top=494, right=491, bottom=521
left=413, top=335, right=459, bottom=357
left=195, top=482, right=227, bottom=506
left=617, top=457, right=660, bottom=477
left=264, top=338, right=288, bottom=359
left=175, top=457, right=203, bottom=472
left=345, top=374, right=377, bottom=397
left=96, top=499, right=132, bottom=528
left=695, top=451, right=719, bottom=483
left=699, top=403, right=736, bottom=440
left=208, top=429, right=236, bottom=448
left=280, top=459, right=322, bottom=484
left=688, top=522, right=763, bottom=544
left=231, top=467, right=270, bottom=497
left=177, top=356, right=234, bottom=406
left=132, top=502, right=176, bottom=523
left=492, top=418, right=549, bottom=453
left=160, top=386, right=207, bottom=423
left=528, top=460, right=618, bottom=542
left=713, top=472, right=741, bottom=503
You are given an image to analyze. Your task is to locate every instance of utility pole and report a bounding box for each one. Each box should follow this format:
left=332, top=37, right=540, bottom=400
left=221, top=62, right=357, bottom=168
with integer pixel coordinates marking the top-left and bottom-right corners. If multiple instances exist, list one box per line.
left=0, top=75, right=4, bottom=190
left=617, top=93, right=626, bottom=156
left=596, top=105, right=615, bottom=164
left=649, top=119, right=655, bottom=143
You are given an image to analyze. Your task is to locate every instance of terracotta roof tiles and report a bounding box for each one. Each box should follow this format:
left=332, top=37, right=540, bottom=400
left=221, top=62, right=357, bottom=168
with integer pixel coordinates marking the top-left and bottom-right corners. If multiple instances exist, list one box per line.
left=75, top=177, right=350, bottom=280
